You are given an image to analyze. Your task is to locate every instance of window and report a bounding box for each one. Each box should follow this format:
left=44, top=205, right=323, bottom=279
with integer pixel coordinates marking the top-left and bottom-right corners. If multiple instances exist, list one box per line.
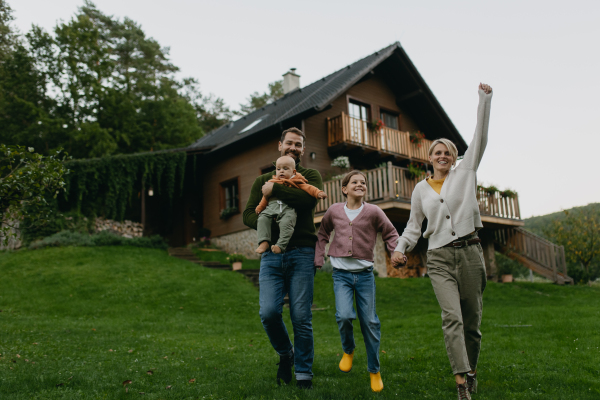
left=220, top=178, right=240, bottom=211
left=239, top=114, right=268, bottom=134
left=380, top=111, right=399, bottom=130
left=348, top=101, right=370, bottom=121
left=348, top=100, right=371, bottom=145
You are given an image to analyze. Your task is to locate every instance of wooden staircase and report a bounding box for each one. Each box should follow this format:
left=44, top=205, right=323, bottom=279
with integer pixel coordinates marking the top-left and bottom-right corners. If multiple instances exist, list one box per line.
left=168, top=248, right=260, bottom=287
left=494, top=227, right=573, bottom=285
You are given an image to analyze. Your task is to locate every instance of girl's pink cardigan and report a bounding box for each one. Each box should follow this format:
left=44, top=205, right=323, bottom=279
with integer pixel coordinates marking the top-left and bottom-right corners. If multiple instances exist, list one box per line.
left=314, top=202, right=399, bottom=266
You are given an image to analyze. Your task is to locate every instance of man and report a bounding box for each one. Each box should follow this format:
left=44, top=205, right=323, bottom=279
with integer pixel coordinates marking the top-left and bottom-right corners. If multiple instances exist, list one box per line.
left=243, top=127, right=323, bottom=389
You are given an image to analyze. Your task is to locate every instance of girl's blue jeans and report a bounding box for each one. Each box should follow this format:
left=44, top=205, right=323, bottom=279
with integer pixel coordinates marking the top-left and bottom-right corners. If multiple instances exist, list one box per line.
left=332, top=267, right=381, bottom=373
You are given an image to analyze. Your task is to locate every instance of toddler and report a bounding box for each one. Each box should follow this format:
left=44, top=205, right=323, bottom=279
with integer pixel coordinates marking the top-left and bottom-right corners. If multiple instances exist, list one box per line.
left=256, top=155, right=327, bottom=254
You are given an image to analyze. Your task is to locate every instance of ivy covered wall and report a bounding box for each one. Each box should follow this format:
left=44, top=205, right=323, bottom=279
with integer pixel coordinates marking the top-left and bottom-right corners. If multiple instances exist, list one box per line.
left=61, top=150, right=187, bottom=221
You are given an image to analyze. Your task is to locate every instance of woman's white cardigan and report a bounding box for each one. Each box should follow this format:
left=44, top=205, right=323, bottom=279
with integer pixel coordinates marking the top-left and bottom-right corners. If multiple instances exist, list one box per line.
left=395, top=89, right=493, bottom=253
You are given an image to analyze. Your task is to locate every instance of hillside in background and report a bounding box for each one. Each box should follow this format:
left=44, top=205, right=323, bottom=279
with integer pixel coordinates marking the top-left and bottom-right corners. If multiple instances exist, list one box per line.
left=524, top=203, right=600, bottom=238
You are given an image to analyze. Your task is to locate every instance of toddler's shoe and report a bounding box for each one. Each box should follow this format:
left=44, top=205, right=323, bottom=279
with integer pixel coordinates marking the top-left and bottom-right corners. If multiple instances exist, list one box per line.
left=370, top=372, right=383, bottom=392
left=338, top=351, right=354, bottom=373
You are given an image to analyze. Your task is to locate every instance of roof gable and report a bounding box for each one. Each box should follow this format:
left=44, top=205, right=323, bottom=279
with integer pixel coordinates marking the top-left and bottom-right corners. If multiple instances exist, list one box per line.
left=188, top=42, right=466, bottom=154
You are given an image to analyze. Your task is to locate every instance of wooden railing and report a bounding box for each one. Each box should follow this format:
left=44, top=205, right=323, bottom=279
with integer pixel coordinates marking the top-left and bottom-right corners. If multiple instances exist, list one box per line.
left=494, top=227, right=572, bottom=284
left=316, top=163, right=521, bottom=222
left=477, top=187, right=521, bottom=219
left=328, top=112, right=433, bottom=162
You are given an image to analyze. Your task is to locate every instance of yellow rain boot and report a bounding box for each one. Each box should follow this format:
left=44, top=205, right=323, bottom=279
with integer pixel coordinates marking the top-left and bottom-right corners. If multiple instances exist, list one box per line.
left=338, top=351, right=354, bottom=373
left=370, top=372, right=383, bottom=392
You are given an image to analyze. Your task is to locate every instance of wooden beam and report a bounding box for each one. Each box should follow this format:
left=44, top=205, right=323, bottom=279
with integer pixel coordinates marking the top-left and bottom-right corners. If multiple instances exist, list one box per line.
left=481, top=215, right=524, bottom=227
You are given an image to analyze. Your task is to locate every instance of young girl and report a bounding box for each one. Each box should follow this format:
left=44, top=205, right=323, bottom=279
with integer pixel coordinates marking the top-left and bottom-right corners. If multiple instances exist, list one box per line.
left=314, top=170, right=404, bottom=392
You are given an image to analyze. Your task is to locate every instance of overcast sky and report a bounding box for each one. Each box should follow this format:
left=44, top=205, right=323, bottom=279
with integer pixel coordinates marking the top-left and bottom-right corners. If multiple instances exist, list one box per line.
left=12, top=0, right=600, bottom=218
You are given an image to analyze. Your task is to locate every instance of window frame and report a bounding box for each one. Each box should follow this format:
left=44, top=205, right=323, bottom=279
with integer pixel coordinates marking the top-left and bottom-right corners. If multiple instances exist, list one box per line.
left=346, top=95, right=372, bottom=121
left=219, top=177, right=241, bottom=212
left=379, top=108, right=400, bottom=130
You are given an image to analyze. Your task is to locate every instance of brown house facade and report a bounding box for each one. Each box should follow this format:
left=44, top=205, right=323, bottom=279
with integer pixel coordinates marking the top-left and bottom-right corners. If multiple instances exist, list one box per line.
left=183, top=42, right=572, bottom=284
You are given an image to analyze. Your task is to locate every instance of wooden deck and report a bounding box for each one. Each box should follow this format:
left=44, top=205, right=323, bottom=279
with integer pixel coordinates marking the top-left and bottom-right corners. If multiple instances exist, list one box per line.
left=327, top=112, right=433, bottom=162
left=316, top=163, right=522, bottom=223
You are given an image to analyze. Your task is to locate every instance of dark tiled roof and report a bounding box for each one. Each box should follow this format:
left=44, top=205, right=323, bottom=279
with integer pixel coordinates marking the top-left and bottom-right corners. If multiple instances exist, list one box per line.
left=188, top=41, right=466, bottom=153
left=188, top=43, right=400, bottom=152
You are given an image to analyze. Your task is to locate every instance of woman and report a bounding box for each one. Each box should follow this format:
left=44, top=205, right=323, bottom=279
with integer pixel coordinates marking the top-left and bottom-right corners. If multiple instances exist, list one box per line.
left=314, top=170, right=404, bottom=392
left=394, top=83, right=493, bottom=400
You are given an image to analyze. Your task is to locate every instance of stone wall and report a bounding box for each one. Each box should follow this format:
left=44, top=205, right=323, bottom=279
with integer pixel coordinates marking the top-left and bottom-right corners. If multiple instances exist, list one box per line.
left=212, top=228, right=392, bottom=275
left=0, top=218, right=22, bottom=250
left=212, top=229, right=259, bottom=259
left=95, top=218, right=143, bottom=238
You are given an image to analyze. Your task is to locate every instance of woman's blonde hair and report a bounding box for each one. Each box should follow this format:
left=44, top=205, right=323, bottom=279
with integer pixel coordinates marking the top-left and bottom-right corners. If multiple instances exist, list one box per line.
left=428, top=138, right=458, bottom=164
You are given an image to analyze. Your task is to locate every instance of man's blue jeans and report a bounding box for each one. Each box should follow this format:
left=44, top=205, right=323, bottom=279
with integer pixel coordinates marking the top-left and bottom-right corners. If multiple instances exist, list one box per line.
left=332, top=267, right=381, bottom=373
left=259, top=246, right=316, bottom=381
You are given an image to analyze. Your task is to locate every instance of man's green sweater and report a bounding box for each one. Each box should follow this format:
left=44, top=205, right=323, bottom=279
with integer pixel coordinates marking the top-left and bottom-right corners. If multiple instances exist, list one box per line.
left=243, top=162, right=323, bottom=249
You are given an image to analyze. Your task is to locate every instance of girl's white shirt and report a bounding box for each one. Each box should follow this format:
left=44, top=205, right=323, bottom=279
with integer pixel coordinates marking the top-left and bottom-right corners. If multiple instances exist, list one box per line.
left=330, top=202, right=374, bottom=272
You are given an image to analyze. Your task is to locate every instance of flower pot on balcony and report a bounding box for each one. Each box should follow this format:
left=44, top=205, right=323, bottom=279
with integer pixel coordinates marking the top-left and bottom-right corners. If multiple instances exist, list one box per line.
left=232, top=261, right=242, bottom=271
left=501, top=274, right=513, bottom=283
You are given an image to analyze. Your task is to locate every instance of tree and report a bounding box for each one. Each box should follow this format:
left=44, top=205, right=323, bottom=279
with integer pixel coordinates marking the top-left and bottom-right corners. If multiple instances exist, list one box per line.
left=0, top=145, right=69, bottom=246
left=238, top=80, right=283, bottom=115
left=544, top=206, right=600, bottom=274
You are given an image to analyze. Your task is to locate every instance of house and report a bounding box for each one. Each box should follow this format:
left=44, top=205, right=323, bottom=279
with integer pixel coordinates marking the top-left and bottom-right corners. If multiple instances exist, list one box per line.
left=180, top=42, right=571, bottom=283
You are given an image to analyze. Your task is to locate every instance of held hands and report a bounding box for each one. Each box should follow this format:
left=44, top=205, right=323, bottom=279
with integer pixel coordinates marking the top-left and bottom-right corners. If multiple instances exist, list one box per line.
left=391, top=251, right=407, bottom=269
left=479, top=83, right=492, bottom=94
left=318, top=192, right=328, bottom=199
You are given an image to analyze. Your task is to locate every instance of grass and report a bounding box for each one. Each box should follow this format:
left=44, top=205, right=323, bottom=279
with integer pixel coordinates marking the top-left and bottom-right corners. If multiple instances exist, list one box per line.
left=0, top=247, right=599, bottom=399
left=193, top=248, right=260, bottom=269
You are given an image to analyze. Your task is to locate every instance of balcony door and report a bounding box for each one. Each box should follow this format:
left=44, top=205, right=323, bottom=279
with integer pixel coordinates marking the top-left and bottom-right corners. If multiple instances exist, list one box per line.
left=348, top=101, right=371, bottom=146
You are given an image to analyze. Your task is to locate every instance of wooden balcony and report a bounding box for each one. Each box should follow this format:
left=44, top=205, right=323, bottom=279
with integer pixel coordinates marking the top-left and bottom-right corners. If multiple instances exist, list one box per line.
left=316, top=163, right=521, bottom=222
left=327, top=112, right=433, bottom=162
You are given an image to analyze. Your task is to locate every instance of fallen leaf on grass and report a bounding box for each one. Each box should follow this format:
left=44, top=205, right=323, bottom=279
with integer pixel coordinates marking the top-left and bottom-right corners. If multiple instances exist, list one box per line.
left=381, top=351, right=386, bottom=354
left=16, top=354, right=20, bottom=358
left=128, top=349, right=133, bottom=353
left=163, top=356, right=168, bottom=359
left=146, top=371, right=153, bottom=375
left=180, top=307, right=184, bottom=309
left=166, top=385, right=172, bottom=389
left=195, top=357, right=200, bottom=360
left=337, top=353, right=340, bottom=356
left=68, top=376, right=73, bottom=380
left=32, top=362, right=36, bottom=364
left=92, top=328, right=96, bottom=331
left=249, top=344, right=253, bottom=347
left=56, top=383, right=64, bottom=387
left=108, top=349, right=113, bottom=352
left=139, top=392, right=145, bottom=395
left=189, top=378, right=196, bottom=383
left=33, top=343, right=38, bottom=345
left=122, top=380, right=132, bottom=387
left=410, top=357, right=415, bottom=360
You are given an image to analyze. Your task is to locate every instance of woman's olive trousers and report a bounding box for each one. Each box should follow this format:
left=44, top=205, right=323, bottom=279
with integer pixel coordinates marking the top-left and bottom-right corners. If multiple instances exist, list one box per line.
left=426, top=238, right=487, bottom=375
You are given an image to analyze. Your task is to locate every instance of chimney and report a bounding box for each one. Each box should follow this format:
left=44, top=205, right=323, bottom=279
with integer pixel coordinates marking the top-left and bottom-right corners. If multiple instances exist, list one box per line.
left=282, top=68, right=300, bottom=94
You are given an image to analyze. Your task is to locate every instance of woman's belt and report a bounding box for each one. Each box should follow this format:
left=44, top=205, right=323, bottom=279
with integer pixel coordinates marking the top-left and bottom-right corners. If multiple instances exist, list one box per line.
left=443, top=238, right=481, bottom=248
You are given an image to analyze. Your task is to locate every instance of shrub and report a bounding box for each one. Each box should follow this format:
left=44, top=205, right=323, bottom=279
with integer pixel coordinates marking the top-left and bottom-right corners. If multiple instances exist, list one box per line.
left=227, top=254, right=245, bottom=263
left=568, top=264, right=590, bottom=285
left=29, top=230, right=167, bottom=250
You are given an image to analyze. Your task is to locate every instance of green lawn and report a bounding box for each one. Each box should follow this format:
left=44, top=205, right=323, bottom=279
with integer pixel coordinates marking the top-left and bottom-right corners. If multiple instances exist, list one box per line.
left=192, top=248, right=261, bottom=269
left=0, top=247, right=599, bottom=399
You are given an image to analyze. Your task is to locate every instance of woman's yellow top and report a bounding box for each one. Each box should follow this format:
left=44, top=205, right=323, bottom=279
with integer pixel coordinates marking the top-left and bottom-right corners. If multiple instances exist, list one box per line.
left=427, top=176, right=446, bottom=195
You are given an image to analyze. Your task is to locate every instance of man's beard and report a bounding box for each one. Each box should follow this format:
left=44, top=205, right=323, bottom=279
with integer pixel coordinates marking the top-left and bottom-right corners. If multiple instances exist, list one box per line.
left=283, top=149, right=300, bottom=161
